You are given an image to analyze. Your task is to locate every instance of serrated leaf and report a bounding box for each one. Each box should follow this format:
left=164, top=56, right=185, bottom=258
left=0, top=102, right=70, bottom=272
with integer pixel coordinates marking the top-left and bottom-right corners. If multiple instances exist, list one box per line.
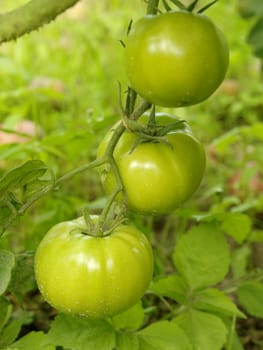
left=247, top=17, right=263, bottom=59
left=48, top=314, right=116, bottom=350
left=237, top=281, right=263, bottom=318
left=0, top=160, right=47, bottom=198
left=149, top=274, right=187, bottom=304
left=112, top=302, right=144, bottom=331
left=194, top=288, right=245, bottom=318
left=0, top=297, right=12, bottom=332
left=220, top=213, right=251, bottom=244
left=137, top=321, right=192, bottom=350
left=116, top=332, right=139, bottom=350
left=174, top=310, right=227, bottom=350
left=173, top=224, right=230, bottom=290
left=10, top=331, right=55, bottom=350
left=0, top=250, right=15, bottom=295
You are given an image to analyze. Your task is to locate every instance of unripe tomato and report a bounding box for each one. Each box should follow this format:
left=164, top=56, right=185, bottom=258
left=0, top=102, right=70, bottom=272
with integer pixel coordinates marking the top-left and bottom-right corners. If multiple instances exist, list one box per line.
left=125, top=11, right=229, bottom=107
left=34, top=216, right=153, bottom=319
left=97, top=114, right=206, bottom=214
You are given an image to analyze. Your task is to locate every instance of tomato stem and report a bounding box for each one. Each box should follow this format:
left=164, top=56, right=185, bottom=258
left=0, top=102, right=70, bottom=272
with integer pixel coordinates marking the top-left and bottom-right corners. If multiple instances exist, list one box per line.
left=226, top=314, right=236, bottom=350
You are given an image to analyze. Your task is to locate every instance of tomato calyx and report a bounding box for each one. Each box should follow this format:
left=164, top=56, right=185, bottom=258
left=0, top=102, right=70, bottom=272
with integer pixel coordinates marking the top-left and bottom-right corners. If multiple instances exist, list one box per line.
left=162, top=0, right=218, bottom=13
left=123, top=113, right=187, bottom=150
left=123, top=112, right=186, bottom=137
left=76, top=204, right=127, bottom=238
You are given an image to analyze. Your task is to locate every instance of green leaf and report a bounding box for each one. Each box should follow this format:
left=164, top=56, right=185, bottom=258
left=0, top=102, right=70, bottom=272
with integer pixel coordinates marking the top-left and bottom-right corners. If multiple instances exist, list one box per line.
left=224, top=318, right=245, bottom=350
left=0, top=309, right=33, bottom=347
left=116, top=332, right=139, bottom=350
left=231, top=245, right=251, bottom=279
left=0, top=320, right=24, bottom=347
left=237, top=281, right=263, bottom=318
left=0, top=297, right=12, bottom=332
left=238, top=0, right=263, bottom=18
left=112, top=302, right=144, bottom=331
left=0, top=205, right=12, bottom=224
left=174, top=310, right=227, bottom=350
left=48, top=313, right=116, bottom=350
left=220, top=213, right=251, bottom=244
left=229, top=331, right=244, bottom=350
left=173, top=223, right=230, bottom=290
left=8, top=253, right=35, bottom=304
left=0, top=250, right=15, bottom=295
left=149, top=274, right=187, bottom=304
left=0, top=160, right=47, bottom=198
left=248, top=229, right=263, bottom=242
left=242, top=122, right=263, bottom=141
left=194, top=288, right=245, bottom=318
left=211, top=128, right=241, bottom=155
left=137, top=321, right=192, bottom=350
left=247, top=17, right=263, bottom=59
left=10, top=331, right=55, bottom=350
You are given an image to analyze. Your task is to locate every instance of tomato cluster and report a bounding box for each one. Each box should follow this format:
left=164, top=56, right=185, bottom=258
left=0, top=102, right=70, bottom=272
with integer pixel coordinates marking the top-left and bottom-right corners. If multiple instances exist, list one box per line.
left=34, top=7, right=228, bottom=320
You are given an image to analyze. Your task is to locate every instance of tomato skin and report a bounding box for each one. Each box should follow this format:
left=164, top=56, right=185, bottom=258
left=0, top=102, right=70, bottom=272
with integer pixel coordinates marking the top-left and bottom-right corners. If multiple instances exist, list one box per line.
left=125, top=11, right=229, bottom=107
left=34, top=216, right=153, bottom=319
left=97, top=114, right=206, bottom=214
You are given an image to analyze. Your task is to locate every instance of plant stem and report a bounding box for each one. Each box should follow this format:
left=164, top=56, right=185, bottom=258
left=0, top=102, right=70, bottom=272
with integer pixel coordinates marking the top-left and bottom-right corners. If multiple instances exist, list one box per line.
left=0, top=0, right=80, bottom=44
left=226, top=315, right=236, bottom=350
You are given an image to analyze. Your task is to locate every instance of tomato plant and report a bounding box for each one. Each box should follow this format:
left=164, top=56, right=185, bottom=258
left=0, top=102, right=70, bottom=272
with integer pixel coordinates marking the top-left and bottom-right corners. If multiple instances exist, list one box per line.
left=34, top=216, right=153, bottom=319
left=125, top=11, right=229, bottom=107
left=97, top=113, right=206, bottom=214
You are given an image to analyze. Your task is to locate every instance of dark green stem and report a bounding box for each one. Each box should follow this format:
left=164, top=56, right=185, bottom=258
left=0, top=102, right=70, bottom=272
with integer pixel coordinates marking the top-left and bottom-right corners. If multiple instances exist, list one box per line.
left=56, top=157, right=106, bottom=186
left=0, top=157, right=106, bottom=235
left=0, top=0, right=80, bottom=44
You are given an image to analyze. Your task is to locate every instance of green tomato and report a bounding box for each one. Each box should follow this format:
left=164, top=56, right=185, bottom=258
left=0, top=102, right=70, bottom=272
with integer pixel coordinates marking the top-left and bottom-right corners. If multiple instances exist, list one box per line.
left=125, top=11, right=229, bottom=107
left=97, top=113, right=206, bottom=214
left=34, top=216, right=153, bottom=319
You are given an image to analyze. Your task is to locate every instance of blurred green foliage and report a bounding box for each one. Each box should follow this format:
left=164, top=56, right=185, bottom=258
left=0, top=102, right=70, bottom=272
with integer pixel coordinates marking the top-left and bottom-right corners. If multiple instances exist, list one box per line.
left=0, top=1, right=262, bottom=348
